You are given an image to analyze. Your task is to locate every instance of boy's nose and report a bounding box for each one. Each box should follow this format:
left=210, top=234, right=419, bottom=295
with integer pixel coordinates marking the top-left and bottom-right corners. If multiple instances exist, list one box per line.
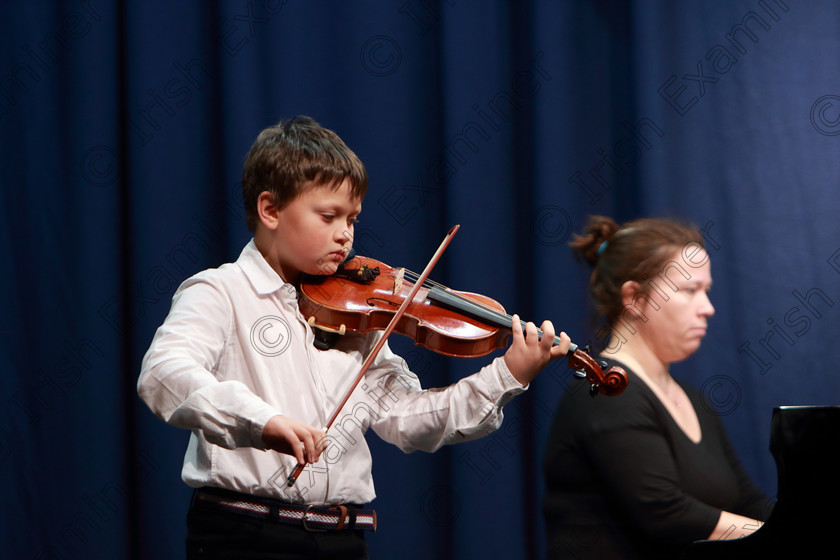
left=334, top=226, right=353, bottom=245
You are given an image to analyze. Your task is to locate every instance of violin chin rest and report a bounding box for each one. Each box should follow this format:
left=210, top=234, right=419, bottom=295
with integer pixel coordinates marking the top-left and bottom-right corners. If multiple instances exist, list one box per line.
left=312, top=328, right=342, bottom=351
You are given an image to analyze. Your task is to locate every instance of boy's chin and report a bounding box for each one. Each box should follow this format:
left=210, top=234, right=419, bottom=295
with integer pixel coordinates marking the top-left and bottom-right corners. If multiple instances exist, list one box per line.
left=312, top=262, right=340, bottom=275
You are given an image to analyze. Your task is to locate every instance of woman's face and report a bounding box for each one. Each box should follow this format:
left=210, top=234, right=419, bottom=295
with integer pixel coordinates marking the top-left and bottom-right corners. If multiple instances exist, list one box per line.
left=625, top=249, right=715, bottom=363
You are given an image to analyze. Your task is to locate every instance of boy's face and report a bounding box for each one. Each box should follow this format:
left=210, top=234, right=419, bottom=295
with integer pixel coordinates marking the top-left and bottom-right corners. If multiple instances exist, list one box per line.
left=262, top=179, right=361, bottom=282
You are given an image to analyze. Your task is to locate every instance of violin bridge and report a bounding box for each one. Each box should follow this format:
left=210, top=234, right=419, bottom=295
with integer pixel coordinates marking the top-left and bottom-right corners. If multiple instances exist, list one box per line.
left=393, top=267, right=405, bottom=295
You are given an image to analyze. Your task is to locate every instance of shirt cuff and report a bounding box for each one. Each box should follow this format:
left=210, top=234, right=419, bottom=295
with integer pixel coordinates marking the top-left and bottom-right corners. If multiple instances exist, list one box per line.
left=496, top=356, right=529, bottom=391
left=247, top=405, right=284, bottom=451
left=486, top=356, right=528, bottom=409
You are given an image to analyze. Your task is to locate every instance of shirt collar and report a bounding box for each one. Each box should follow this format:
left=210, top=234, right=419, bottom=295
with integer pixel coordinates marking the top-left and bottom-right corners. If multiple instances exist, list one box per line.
left=237, top=239, right=297, bottom=300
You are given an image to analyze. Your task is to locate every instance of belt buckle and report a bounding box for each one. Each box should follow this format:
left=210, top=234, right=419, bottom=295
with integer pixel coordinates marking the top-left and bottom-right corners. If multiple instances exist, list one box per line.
left=302, top=505, right=328, bottom=532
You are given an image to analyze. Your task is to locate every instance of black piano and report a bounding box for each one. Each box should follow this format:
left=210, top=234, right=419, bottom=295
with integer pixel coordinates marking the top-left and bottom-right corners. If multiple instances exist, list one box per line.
left=684, top=406, right=840, bottom=558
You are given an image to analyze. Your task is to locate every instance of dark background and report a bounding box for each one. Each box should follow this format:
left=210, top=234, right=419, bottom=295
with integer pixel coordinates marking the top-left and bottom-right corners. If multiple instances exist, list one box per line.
left=2, top=1, right=839, bottom=558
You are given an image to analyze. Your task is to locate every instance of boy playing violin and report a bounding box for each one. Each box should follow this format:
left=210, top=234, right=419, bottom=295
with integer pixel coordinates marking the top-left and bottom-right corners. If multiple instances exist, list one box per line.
left=137, top=115, right=569, bottom=559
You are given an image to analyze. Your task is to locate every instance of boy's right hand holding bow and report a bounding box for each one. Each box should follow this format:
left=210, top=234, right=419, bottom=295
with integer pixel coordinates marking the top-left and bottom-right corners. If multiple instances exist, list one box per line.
left=262, top=415, right=327, bottom=465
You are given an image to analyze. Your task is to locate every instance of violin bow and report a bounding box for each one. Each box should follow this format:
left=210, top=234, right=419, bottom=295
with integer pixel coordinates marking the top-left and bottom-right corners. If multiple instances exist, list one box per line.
left=286, top=224, right=461, bottom=486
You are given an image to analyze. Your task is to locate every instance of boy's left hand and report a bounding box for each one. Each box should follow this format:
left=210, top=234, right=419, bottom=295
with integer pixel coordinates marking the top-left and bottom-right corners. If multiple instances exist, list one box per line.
left=503, top=314, right=570, bottom=386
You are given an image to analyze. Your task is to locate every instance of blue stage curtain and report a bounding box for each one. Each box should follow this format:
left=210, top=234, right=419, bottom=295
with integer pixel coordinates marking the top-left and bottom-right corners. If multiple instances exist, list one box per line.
left=3, top=1, right=839, bottom=558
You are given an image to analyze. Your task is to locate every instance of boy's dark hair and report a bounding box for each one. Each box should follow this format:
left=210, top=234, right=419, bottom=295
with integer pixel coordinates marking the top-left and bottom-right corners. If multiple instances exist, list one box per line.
left=241, top=116, right=369, bottom=232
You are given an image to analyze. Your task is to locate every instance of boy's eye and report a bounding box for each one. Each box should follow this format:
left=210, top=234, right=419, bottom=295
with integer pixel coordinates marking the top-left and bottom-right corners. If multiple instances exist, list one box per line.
left=321, top=214, right=359, bottom=226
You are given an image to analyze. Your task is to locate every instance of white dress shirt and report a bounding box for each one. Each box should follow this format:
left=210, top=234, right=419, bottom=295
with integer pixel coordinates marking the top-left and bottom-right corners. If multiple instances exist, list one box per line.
left=138, top=240, right=526, bottom=506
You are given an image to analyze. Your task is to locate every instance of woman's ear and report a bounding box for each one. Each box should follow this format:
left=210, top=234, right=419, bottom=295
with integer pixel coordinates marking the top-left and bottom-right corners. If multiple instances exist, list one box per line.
left=256, top=191, right=280, bottom=230
left=620, top=280, right=642, bottom=308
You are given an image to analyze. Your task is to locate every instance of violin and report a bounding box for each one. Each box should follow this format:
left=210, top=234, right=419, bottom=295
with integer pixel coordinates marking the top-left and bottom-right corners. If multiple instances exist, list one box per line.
left=299, top=254, right=628, bottom=398
left=285, top=226, right=627, bottom=487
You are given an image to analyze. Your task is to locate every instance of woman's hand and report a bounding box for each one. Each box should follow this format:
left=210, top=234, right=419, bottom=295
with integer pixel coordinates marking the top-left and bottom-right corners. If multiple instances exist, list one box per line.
left=708, top=511, right=764, bottom=540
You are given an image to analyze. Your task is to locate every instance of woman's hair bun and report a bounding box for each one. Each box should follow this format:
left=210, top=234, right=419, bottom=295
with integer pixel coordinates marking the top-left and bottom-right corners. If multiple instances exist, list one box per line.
left=569, top=215, right=619, bottom=266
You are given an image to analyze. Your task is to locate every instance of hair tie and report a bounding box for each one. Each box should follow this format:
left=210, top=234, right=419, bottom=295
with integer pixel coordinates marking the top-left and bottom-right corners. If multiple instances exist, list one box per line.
left=597, top=240, right=609, bottom=256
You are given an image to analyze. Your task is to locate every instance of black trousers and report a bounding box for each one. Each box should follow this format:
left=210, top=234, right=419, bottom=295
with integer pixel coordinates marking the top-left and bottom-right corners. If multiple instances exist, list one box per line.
left=186, top=497, right=369, bottom=560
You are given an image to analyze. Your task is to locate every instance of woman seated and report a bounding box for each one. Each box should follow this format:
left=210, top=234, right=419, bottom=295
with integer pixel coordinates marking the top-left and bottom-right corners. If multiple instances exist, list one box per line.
left=542, top=215, right=772, bottom=560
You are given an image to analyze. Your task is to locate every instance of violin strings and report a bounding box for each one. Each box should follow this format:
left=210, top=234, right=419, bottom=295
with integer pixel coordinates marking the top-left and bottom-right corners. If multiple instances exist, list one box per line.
left=401, top=268, right=562, bottom=346
left=402, top=269, right=450, bottom=291
left=401, top=268, right=515, bottom=323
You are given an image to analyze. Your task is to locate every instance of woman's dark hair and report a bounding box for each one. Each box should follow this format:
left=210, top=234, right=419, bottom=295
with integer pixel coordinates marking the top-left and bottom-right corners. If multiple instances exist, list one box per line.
left=570, top=215, right=705, bottom=328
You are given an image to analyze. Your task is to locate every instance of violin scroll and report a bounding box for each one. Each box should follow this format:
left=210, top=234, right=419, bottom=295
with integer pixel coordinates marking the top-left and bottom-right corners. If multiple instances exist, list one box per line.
left=567, top=346, right=628, bottom=397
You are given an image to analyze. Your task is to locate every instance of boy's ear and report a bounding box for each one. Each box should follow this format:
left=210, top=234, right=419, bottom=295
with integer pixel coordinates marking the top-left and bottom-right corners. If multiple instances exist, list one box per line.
left=256, top=191, right=280, bottom=230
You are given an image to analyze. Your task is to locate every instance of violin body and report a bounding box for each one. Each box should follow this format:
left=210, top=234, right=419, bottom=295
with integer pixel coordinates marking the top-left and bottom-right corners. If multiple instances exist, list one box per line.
left=299, top=256, right=512, bottom=357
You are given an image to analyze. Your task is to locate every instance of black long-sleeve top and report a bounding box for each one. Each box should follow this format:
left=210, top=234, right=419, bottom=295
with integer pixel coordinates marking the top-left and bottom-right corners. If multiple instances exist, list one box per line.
left=542, top=358, right=772, bottom=559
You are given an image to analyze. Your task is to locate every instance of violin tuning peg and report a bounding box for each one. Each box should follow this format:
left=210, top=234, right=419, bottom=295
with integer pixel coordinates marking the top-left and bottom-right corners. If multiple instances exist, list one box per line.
left=599, top=361, right=608, bottom=370
left=582, top=345, right=592, bottom=354
left=573, top=369, right=587, bottom=379
left=589, top=384, right=600, bottom=398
